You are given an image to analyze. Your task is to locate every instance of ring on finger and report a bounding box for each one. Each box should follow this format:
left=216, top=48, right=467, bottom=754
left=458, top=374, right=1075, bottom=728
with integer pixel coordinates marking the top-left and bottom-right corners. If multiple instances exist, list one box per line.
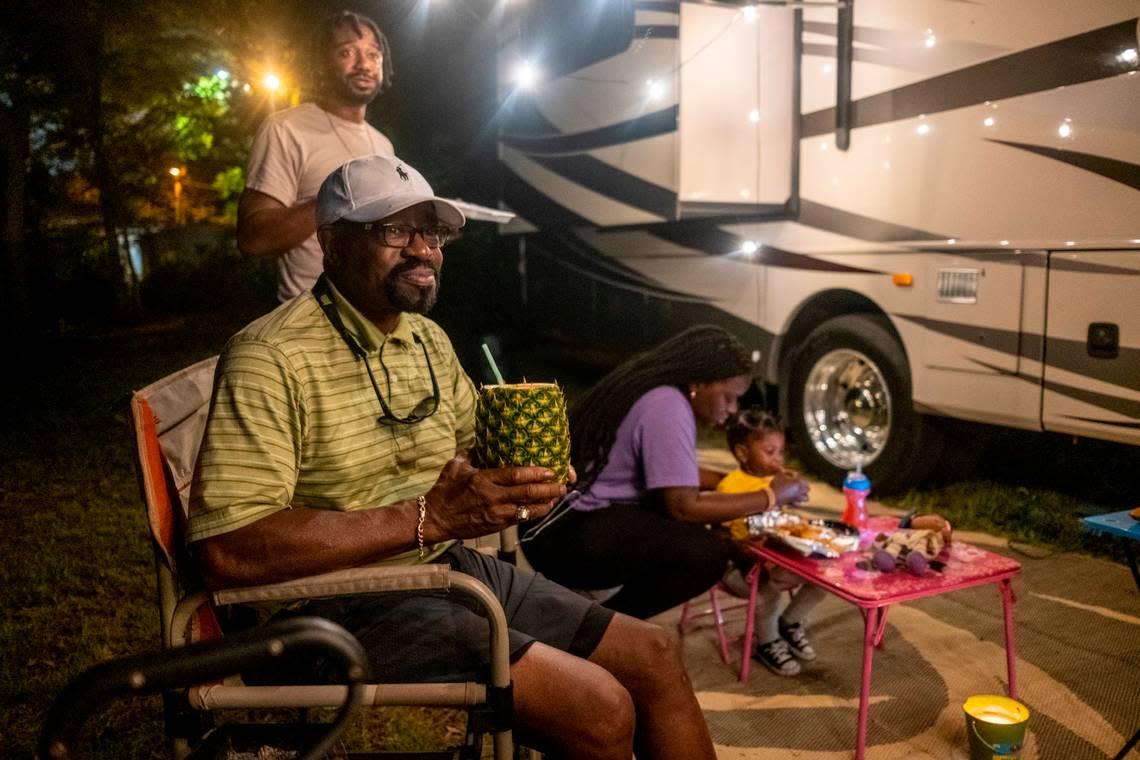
left=515, top=506, right=530, bottom=522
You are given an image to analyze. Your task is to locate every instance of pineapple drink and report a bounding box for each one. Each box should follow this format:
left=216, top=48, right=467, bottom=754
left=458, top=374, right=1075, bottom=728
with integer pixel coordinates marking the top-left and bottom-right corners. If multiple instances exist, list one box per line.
left=475, top=383, right=571, bottom=482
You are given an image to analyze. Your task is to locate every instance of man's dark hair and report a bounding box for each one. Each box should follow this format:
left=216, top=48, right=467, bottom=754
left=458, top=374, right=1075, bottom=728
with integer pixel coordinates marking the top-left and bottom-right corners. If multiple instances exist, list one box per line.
left=570, top=325, right=754, bottom=488
left=725, top=408, right=784, bottom=451
left=312, top=10, right=395, bottom=94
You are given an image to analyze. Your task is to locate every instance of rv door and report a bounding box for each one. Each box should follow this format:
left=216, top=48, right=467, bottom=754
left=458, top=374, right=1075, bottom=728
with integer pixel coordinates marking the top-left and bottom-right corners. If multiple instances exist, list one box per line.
left=1042, top=250, right=1140, bottom=445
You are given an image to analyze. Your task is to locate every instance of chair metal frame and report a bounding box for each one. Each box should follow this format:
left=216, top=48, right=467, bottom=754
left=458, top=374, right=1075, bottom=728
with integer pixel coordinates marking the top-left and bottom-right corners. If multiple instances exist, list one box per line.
left=676, top=570, right=759, bottom=667
left=40, top=617, right=368, bottom=760
left=129, top=356, right=515, bottom=759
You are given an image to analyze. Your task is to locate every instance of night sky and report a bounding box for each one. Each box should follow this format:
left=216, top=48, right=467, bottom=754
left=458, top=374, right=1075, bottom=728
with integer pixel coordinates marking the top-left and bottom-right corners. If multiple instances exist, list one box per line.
left=354, top=0, right=502, bottom=205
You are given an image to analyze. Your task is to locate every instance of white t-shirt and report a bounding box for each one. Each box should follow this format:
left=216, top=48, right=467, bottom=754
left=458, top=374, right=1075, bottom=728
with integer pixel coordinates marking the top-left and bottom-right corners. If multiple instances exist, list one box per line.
left=245, top=102, right=395, bottom=301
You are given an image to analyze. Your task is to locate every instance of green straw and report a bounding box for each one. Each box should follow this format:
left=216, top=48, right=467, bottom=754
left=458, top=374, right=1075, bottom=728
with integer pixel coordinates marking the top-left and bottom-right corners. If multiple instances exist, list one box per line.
left=481, top=343, right=505, bottom=385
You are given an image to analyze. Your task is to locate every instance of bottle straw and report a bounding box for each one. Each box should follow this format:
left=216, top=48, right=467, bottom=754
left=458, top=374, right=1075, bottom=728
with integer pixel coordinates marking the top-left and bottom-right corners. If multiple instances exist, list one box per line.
left=482, top=343, right=505, bottom=385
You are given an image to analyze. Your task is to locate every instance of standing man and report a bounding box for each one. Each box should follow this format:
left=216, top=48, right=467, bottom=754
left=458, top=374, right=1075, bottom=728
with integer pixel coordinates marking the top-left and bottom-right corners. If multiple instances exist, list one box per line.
left=190, top=155, right=718, bottom=760
left=238, top=10, right=396, bottom=302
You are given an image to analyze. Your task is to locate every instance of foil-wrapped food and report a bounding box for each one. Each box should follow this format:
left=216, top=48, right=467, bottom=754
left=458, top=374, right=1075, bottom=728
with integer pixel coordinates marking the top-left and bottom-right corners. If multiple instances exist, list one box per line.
left=747, top=510, right=861, bottom=558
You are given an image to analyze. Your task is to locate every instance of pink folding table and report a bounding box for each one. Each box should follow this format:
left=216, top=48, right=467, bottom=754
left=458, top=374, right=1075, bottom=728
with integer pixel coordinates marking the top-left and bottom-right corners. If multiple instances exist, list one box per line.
left=741, top=516, right=1022, bottom=760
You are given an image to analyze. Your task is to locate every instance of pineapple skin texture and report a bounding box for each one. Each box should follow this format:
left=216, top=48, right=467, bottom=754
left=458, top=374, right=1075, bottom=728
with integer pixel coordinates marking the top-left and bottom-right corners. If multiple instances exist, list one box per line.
left=475, top=384, right=571, bottom=482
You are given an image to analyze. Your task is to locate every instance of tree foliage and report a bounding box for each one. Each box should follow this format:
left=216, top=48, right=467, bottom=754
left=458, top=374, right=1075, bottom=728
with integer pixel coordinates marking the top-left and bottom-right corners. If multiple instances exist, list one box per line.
left=1, top=0, right=312, bottom=326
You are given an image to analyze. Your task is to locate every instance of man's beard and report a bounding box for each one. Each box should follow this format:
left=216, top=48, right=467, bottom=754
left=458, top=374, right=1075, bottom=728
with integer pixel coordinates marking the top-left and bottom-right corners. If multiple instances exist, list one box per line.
left=333, top=70, right=380, bottom=106
left=384, top=262, right=440, bottom=314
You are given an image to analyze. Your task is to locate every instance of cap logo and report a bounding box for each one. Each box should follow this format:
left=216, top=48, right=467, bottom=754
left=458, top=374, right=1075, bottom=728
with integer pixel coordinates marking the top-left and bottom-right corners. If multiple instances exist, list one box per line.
left=397, top=166, right=409, bottom=182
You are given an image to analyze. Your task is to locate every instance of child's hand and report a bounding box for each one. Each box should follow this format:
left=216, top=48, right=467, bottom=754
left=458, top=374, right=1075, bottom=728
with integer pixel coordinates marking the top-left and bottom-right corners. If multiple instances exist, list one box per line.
left=771, top=471, right=810, bottom=507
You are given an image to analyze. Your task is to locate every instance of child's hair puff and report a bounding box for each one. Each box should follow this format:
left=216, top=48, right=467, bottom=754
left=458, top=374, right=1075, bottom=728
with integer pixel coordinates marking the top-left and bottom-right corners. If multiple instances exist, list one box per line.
left=725, top=407, right=784, bottom=451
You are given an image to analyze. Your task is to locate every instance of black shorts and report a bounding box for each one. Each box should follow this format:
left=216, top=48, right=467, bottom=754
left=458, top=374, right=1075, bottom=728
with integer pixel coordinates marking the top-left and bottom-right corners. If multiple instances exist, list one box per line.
left=285, top=544, right=615, bottom=684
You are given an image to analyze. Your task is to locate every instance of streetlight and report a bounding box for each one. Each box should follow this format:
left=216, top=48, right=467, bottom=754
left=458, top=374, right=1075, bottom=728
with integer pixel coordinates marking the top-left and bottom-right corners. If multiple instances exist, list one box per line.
left=169, top=167, right=184, bottom=225
left=512, top=60, right=540, bottom=92
left=263, top=72, right=281, bottom=111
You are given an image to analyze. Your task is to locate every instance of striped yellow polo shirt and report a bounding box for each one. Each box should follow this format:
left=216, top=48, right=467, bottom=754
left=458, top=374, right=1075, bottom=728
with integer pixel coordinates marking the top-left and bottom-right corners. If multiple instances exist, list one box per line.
left=187, top=278, right=476, bottom=565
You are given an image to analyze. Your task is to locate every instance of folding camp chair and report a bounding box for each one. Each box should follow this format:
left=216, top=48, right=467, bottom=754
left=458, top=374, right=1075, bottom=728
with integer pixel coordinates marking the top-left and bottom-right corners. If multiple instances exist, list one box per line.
left=40, top=616, right=367, bottom=760
left=129, top=356, right=516, bottom=760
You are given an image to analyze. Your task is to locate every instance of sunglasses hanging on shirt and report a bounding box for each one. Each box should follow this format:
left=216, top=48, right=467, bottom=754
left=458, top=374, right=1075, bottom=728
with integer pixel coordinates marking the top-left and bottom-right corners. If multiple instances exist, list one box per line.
left=313, top=275, right=440, bottom=425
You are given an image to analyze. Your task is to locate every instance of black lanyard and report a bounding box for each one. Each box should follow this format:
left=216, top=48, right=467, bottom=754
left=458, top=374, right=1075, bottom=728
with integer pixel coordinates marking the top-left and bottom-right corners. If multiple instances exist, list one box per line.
left=312, top=275, right=440, bottom=425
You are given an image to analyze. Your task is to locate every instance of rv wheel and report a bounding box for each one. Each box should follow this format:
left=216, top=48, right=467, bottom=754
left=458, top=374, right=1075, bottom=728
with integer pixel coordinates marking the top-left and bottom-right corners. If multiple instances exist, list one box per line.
left=786, top=314, right=939, bottom=494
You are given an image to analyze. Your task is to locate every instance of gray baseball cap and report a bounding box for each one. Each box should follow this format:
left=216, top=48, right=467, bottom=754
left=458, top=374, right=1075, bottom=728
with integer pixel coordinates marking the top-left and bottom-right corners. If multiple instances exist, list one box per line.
left=316, top=154, right=466, bottom=228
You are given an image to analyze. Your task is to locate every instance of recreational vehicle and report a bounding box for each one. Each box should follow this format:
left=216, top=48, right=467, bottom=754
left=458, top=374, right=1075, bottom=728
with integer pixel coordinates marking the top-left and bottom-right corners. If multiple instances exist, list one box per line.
left=494, top=0, right=1140, bottom=491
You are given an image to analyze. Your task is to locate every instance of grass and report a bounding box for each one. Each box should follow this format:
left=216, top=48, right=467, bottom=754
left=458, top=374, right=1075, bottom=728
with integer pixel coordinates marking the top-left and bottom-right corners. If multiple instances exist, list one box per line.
left=1, top=318, right=212, bottom=758
left=881, top=424, right=1138, bottom=563
left=2, top=309, right=1136, bottom=757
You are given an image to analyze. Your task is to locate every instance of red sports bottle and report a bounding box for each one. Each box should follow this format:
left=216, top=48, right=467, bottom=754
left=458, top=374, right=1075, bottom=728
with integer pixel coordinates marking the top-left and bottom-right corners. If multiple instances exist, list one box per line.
left=842, top=467, right=871, bottom=529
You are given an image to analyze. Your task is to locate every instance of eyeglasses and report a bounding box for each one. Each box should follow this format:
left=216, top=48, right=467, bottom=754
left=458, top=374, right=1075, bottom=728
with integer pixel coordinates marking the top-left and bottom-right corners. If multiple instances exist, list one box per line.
left=361, top=222, right=457, bottom=248
left=371, top=335, right=441, bottom=425
left=313, top=275, right=440, bottom=426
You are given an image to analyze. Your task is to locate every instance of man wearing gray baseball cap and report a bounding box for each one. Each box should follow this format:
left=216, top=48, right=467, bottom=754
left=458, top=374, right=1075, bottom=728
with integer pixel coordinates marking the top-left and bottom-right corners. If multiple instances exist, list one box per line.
left=189, top=155, right=716, bottom=760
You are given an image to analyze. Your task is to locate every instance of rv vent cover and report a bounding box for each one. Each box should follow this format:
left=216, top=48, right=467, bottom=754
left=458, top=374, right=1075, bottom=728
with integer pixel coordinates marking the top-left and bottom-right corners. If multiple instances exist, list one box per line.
left=936, top=268, right=981, bottom=303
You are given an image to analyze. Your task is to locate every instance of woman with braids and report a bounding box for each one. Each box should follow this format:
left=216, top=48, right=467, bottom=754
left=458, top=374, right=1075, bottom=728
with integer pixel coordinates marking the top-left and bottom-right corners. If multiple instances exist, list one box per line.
left=522, top=325, right=810, bottom=620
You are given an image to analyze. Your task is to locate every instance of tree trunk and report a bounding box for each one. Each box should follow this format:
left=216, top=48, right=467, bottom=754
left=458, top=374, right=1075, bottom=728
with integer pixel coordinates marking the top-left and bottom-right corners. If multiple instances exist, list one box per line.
left=88, top=5, right=140, bottom=316
left=0, top=99, right=32, bottom=334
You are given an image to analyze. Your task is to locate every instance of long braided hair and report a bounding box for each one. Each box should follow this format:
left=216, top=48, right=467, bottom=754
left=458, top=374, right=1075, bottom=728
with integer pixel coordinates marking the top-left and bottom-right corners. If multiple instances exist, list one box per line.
left=570, top=325, right=754, bottom=490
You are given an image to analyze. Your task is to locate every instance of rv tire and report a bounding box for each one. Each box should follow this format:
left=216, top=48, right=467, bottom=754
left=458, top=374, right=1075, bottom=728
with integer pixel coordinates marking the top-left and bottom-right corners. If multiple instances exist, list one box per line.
left=786, top=314, right=940, bottom=494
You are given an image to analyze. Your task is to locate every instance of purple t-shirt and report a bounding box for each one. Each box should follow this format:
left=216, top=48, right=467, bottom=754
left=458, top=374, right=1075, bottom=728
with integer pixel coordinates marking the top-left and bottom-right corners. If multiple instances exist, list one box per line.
left=573, top=385, right=699, bottom=512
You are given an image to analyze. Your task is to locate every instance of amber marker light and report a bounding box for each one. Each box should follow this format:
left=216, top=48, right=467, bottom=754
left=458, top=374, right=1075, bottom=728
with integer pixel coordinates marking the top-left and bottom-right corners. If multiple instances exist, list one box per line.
left=892, top=273, right=914, bottom=287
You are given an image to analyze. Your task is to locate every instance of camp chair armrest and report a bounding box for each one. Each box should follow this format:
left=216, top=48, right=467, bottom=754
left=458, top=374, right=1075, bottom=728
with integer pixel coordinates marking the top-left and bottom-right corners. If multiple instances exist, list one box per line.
left=211, top=566, right=513, bottom=690
left=212, top=564, right=453, bottom=605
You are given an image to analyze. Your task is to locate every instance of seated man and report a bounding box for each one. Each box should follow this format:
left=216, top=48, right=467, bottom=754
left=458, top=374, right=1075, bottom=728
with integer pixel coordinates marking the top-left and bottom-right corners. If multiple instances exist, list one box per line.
left=188, top=154, right=716, bottom=760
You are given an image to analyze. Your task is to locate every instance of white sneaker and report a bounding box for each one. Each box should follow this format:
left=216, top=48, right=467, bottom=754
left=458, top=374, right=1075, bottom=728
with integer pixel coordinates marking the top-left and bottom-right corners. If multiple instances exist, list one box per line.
left=754, top=638, right=801, bottom=676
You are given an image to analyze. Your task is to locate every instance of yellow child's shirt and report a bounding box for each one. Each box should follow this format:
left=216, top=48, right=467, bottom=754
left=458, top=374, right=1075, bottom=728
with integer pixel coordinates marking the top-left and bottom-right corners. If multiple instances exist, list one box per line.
left=716, top=468, right=774, bottom=541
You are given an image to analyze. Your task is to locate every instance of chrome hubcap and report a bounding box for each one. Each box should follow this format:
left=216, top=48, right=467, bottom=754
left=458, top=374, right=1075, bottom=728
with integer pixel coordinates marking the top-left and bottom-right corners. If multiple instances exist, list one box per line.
left=802, top=349, right=891, bottom=469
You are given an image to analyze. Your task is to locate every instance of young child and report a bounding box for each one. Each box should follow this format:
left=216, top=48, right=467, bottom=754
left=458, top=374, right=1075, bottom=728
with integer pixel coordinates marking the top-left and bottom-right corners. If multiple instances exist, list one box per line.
left=717, top=409, right=827, bottom=677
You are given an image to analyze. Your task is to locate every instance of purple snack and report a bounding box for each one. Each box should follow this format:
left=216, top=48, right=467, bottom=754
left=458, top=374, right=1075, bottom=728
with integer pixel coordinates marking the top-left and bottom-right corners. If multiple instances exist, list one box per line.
left=906, top=551, right=929, bottom=576
left=872, top=549, right=896, bottom=572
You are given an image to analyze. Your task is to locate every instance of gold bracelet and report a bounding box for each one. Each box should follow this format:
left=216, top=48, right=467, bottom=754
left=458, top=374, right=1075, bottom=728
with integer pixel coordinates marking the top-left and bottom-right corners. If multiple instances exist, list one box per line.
left=416, top=495, right=427, bottom=559
left=763, top=486, right=778, bottom=510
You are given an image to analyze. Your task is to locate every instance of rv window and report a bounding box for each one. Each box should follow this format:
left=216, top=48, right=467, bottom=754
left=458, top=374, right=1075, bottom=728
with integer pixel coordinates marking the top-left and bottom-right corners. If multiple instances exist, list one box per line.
left=678, top=4, right=798, bottom=217
left=521, top=0, right=635, bottom=78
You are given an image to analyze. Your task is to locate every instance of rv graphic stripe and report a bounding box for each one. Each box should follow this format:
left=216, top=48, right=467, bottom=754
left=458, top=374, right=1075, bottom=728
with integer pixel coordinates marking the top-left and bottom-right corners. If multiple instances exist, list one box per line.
left=531, top=252, right=709, bottom=303
left=918, top=252, right=1137, bottom=276
left=801, top=20, right=1007, bottom=55
left=500, top=106, right=678, bottom=156
left=527, top=154, right=676, bottom=219
left=900, top=315, right=1140, bottom=392
left=528, top=230, right=714, bottom=302
left=801, top=18, right=1140, bottom=138
left=649, top=223, right=882, bottom=274
left=802, top=43, right=942, bottom=71
left=1046, top=337, right=1140, bottom=393
left=799, top=200, right=948, bottom=242
left=1048, top=257, right=1140, bottom=276
left=968, top=357, right=1140, bottom=421
left=894, top=314, right=1022, bottom=357
left=918, top=251, right=1037, bottom=265
left=501, top=167, right=592, bottom=228
left=987, top=140, right=1140, bottom=192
